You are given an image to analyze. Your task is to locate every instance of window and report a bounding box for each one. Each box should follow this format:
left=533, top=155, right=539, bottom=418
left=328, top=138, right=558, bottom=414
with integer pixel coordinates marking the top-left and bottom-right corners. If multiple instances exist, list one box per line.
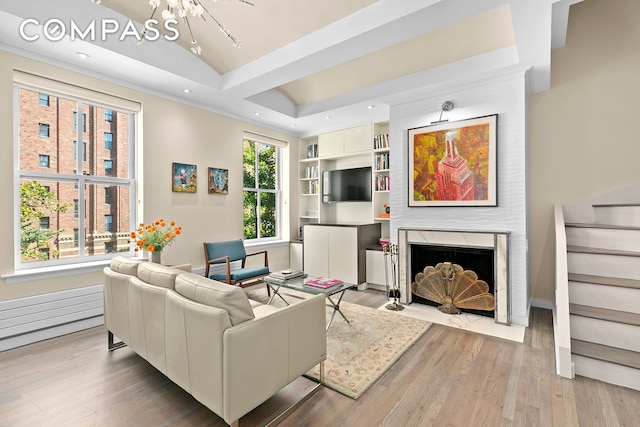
left=73, top=112, right=86, bottom=132
left=39, top=123, right=50, bottom=137
left=104, top=160, right=113, bottom=177
left=39, top=93, right=49, bottom=106
left=40, top=247, right=50, bottom=259
left=105, top=187, right=113, bottom=205
left=16, top=75, right=138, bottom=267
left=243, top=139, right=279, bottom=240
left=39, top=155, right=49, bottom=168
left=39, top=217, right=50, bottom=229
left=105, top=215, right=113, bottom=232
left=104, top=132, right=113, bottom=150
left=105, top=109, right=113, bottom=122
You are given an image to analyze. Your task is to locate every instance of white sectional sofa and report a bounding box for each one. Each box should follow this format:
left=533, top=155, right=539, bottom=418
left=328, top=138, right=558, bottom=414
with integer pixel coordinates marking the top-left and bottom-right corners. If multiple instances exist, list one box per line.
left=103, top=257, right=326, bottom=426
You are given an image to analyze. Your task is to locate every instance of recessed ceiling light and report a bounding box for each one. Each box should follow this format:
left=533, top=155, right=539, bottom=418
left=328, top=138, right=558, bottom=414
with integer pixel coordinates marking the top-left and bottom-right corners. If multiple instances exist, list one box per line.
left=76, top=52, right=90, bottom=59
left=367, top=105, right=375, bottom=109
left=254, top=112, right=260, bottom=116
left=183, top=89, right=191, bottom=93
left=325, top=115, right=332, bottom=120
left=290, top=124, right=296, bottom=128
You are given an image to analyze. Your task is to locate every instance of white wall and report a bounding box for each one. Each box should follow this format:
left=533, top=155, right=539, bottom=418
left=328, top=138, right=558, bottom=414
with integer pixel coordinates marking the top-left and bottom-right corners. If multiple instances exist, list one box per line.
left=388, top=71, right=530, bottom=326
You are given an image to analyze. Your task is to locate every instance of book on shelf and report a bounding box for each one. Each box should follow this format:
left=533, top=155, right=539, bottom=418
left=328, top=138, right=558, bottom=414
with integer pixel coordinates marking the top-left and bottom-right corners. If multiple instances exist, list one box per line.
left=268, top=269, right=305, bottom=281
left=304, top=277, right=343, bottom=289
left=373, top=133, right=389, bottom=149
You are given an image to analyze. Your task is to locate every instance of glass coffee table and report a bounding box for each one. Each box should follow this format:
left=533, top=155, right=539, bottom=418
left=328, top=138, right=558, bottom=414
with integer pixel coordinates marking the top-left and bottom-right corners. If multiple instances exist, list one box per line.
left=264, top=275, right=356, bottom=331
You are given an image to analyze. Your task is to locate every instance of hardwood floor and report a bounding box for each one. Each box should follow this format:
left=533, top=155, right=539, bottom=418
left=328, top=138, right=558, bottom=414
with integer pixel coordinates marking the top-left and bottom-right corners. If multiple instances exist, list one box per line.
left=1, top=286, right=639, bottom=427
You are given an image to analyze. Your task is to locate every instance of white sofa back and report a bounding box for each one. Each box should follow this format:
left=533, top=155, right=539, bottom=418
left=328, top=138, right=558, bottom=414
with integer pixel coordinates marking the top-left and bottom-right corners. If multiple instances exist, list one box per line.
left=103, top=257, right=327, bottom=425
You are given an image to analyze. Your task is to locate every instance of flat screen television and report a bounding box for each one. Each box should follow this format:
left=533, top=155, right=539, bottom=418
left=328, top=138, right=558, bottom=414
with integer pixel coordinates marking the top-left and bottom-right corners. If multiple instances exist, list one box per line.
left=322, top=166, right=372, bottom=202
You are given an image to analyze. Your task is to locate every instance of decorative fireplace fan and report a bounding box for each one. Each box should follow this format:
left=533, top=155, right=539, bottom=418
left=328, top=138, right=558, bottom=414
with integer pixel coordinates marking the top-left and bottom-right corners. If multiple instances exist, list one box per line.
left=411, top=262, right=495, bottom=315
left=383, top=243, right=404, bottom=311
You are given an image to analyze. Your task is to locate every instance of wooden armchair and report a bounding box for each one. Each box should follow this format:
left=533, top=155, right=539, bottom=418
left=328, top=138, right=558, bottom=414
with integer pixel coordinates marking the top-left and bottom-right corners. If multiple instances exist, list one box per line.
left=203, top=240, right=270, bottom=293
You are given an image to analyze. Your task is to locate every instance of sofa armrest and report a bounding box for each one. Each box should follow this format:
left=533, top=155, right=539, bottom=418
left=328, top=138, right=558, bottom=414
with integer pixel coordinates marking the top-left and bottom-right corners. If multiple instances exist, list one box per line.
left=221, top=294, right=326, bottom=424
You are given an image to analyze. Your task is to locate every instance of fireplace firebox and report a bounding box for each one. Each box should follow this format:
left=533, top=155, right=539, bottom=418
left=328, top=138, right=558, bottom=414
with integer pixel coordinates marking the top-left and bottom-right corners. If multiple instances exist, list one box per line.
left=410, top=244, right=495, bottom=318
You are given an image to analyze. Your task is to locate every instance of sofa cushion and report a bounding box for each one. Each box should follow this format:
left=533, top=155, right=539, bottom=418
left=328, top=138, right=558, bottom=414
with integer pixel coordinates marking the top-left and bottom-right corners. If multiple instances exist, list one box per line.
left=174, top=272, right=255, bottom=326
left=137, top=262, right=183, bottom=289
left=110, top=256, right=143, bottom=276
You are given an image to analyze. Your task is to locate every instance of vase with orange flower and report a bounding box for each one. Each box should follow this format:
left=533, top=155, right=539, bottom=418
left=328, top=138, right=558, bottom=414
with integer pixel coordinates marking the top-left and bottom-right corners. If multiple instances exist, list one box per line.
left=130, top=218, right=182, bottom=264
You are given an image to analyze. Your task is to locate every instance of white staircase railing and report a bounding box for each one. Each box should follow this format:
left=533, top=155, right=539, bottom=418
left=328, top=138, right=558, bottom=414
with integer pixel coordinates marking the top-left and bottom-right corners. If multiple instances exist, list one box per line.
left=553, top=204, right=574, bottom=378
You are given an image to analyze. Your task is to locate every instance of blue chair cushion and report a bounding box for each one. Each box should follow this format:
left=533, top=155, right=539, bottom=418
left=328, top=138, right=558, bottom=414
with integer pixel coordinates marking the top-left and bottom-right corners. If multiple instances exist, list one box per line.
left=206, top=240, right=247, bottom=263
left=210, top=266, right=270, bottom=282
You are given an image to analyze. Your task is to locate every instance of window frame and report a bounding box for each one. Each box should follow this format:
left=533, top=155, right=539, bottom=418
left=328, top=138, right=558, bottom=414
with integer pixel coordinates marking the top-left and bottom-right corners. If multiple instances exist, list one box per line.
left=242, top=138, right=281, bottom=242
left=39, top=154, right=50, bottom=168
left=39, top=93, right=49, bottom=106
left=104, top=132, right=113, bottom=150
left=13, top=75, right=140, bottom=272
left=38, top=123, right=50, bottom=137
left=105, top=214, right=113, bottom=232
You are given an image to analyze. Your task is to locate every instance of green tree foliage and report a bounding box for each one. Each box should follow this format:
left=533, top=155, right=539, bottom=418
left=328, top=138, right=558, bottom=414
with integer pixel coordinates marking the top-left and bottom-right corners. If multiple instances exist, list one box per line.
left=20, top=181, right=70, bottom=261
left=243, top=140, right=277, bottom=239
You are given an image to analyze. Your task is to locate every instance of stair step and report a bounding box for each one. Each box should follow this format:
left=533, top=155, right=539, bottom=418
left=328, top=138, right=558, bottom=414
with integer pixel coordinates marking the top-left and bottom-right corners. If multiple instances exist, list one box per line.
left=566, top=222, right=640, bottom=231
left=592, top=203, right=640, bottom=207
left=570, top=303, right=640, bottom=327
left=568, top=273, right=640, bottom=290
left=567, top=245, right=640, bottom=257
left=572, top=339, right=640, bottom=370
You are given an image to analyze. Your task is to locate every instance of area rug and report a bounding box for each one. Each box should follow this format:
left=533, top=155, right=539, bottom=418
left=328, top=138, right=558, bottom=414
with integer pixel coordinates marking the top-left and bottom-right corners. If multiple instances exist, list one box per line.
left=305, top=300, right=431, bottom=399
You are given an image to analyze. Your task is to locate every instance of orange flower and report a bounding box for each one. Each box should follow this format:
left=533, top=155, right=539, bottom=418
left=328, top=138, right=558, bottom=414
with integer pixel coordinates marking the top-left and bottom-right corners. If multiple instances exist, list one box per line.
left=131, top=218, right=181, bottom=254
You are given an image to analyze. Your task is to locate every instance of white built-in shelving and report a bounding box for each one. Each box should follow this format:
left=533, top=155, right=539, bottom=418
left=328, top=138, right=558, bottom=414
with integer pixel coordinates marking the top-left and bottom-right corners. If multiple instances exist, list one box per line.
left=297, top=122, right=390, bottom=241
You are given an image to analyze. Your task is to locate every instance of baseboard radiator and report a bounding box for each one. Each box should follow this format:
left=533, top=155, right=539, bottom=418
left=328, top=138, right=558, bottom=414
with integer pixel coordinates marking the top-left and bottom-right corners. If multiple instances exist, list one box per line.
left=0, top=285, right=104, bottom=352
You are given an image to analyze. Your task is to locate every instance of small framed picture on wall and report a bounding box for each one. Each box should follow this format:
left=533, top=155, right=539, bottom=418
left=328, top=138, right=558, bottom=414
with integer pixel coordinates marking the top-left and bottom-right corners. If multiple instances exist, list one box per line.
left=172, top=162, right=197, bottom=193
left=208, top=167, right=229, bottom=194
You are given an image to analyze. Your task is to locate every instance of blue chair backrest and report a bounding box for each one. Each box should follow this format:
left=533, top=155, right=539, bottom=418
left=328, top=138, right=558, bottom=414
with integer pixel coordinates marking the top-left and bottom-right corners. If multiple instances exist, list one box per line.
left=206, top=240, right=247, bottom=264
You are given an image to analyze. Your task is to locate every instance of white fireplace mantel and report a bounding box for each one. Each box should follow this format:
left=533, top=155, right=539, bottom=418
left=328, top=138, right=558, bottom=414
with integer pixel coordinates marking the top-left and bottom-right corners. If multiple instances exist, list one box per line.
left=398, top=228, right=510, bottom=325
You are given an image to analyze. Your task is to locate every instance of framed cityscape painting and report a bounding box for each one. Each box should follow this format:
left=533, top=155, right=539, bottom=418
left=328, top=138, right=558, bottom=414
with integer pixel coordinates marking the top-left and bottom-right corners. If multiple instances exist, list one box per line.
left=408, top=114, right=497, bottom=207
left=208, top=167, right=229, bottom=194
left=172, top=162, right=197, bottom=193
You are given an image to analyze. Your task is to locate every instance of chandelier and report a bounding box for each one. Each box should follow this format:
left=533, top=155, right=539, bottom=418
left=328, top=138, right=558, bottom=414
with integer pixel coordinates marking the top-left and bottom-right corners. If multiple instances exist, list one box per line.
left=91, top=0, right=253, bottom=56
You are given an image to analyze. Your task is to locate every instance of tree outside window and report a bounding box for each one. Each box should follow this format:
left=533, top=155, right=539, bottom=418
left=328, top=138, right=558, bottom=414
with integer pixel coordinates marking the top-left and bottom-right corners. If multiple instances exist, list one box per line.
left=243, top=139, right=279, bottom=240
left=20, top=181, right=69, bottom=261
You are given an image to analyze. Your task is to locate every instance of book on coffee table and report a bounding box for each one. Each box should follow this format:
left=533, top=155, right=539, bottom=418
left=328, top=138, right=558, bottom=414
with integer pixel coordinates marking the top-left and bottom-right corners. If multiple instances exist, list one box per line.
left=304, top=277, right=343, bottom=289
left=267, top=269, right=305, bottom=282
